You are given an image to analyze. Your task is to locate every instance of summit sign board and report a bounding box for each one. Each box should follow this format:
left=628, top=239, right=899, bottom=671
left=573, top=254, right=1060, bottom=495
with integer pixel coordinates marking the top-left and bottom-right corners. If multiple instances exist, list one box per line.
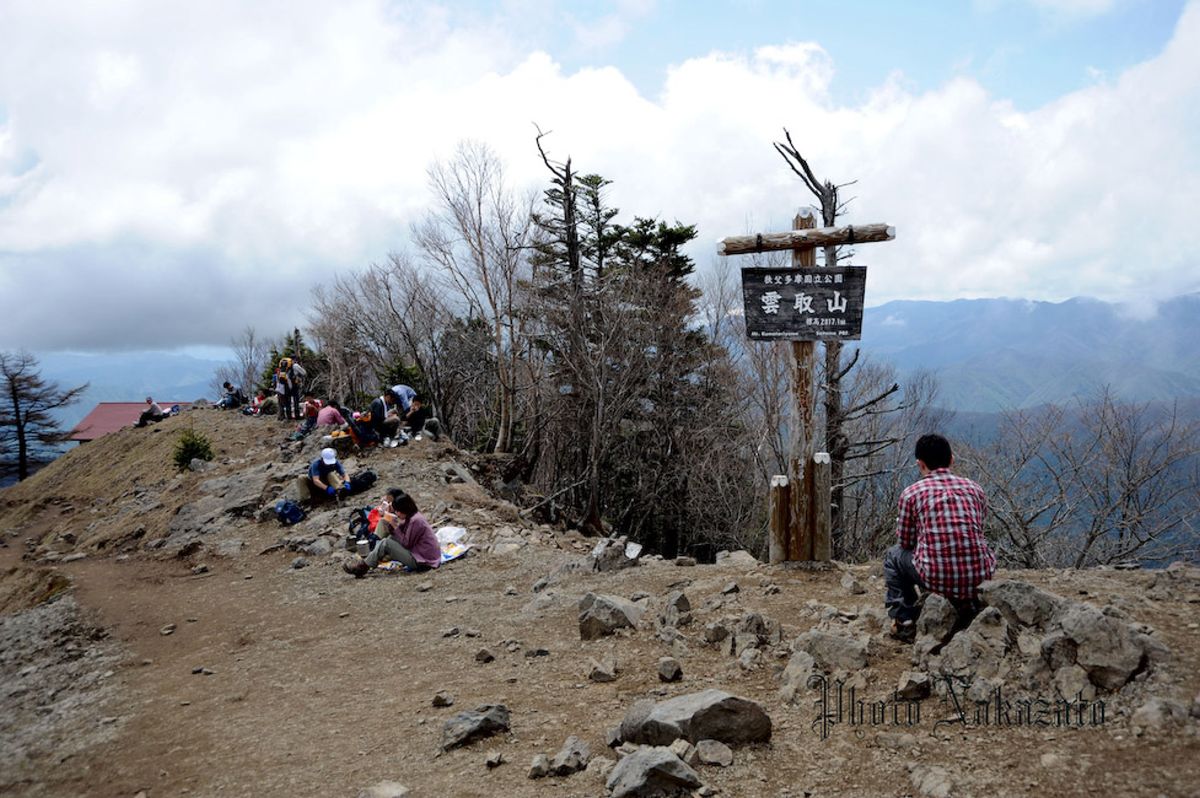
left=740, top=266, right=867, bottom=341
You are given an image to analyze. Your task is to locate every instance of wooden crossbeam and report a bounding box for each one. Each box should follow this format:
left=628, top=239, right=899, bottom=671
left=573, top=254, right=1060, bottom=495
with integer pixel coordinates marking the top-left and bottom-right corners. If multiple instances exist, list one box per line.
left=717, top=223, right=894, bottom=256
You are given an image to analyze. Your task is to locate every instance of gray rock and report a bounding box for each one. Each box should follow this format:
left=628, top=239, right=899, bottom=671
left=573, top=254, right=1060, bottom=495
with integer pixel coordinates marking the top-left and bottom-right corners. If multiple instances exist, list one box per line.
left=935, top=607, right=1009, bottom=680
left=1052, top=664, right=1095, bottom=701
left=793, top=628, right=871, bottom=671
left=1057, top=603, right=1145, bottom=690
left=737, top=648, right=762, bottom=671
left=528, top=753, right=551, bottom=779
left=589, top=655, right=620, bottom=683
left=658, top=656, right=683, bottom=683
left=303, top=537, right=333, bottom=557
left=674, top=556, right=697, bottom=567
left=979, top=580, right=1065, bottom=630
left=356, top=781, right=410, bottom=798
left=661, top=591, right=692, bottom=628
left=579, top=593, right=645, bottom=640
left=840, top=572, right=867, bottom=595
left=475, top=648, right=495, bottom=664
left=702, top=622, right=730, bottom=646
left=290, top=556, right=308, bottom=569
left=910, top=764, right=953, bottom=798
left=715, top=550, right=759, bottom=567
left=605, top=747, right=703, bottom=798
left=441, top=704, right=510, bottom=750
left=550, top=735, right=592, bottom=775
left=720, top=581, right=740, bottom=595
left=695, top=739, right=733, bottom=767
left=432, top=690, right=455, bottom=707
left=619, top=689, right=771, bottom=746
left=485, top=750, right=505, bottom=768
left=589, top=537, right=640, bottom=572
left=667, top=738, right=697, bottom=766
left=586, top=755, right=616, bottom=778
left=618, top=698, right=656, bottom=744
left=896, top=671, right=931, bottom=700
left=779, top=651, right=816, bottom=704
left=1039, top=631, right=1078, bottom=671
left=188, top=457, right=214, bottom=472
left=1131, top=697, right=1189, bottom=730
left=915, top=594, right=957, bottom=645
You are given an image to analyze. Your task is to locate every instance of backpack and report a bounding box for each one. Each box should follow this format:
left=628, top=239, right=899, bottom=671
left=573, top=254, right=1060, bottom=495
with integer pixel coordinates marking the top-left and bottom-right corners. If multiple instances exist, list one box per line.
left=275, top=499, right=306, bottom=526
left=290, top=362, right=307, bottom=382
left=347, top=469, right=377, bottom=494
left=346, top=506, right=381, bottom=550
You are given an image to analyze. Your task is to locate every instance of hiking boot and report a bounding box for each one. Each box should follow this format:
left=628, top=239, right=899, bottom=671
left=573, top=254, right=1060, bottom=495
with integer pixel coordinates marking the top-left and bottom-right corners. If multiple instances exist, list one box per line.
left=342, top=558, right=370, bottom=578
left=382, top=437, right=393, bottom=447
left=890, top=619, right=916, bottom=644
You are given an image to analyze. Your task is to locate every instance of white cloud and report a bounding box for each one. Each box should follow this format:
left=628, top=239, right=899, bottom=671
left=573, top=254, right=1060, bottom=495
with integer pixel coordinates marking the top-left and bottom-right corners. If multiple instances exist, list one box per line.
left=0, top=0, right=1197, bottom=350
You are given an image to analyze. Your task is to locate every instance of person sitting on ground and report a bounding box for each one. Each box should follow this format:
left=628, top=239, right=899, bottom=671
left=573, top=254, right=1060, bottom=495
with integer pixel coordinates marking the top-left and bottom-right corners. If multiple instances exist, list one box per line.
left=884, top=433, right=996, bottom=643
left=305, top=447, right=350, bottom=501
left=298, top=393, right=323, bottom=433
left=135, top=397, right=165, bottom=427
left=316, top=400, right=346, bottom=429
left=217, top=381, right=245, bottom=409
left=244, top=390, right=267, bottom=416
left=401, top=395, right=442, bottom=442
left=368, top=388, right=404, bottom=447
left=343, top=488, right=440, bottom=577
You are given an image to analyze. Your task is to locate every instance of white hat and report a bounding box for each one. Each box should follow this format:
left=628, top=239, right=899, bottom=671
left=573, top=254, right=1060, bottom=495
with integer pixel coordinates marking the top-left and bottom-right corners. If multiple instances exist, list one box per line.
left=321, top=447, right=337, bottom=465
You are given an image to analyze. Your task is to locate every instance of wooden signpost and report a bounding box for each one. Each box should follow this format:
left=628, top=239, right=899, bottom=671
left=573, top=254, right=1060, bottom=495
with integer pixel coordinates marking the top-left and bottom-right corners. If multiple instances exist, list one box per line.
left=718, top=213, right=895, bottom=563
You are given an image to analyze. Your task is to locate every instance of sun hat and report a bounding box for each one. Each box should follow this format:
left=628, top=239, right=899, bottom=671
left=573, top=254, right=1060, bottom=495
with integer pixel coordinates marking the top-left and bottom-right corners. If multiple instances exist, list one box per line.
left=321, top=447, right=337, bottom=465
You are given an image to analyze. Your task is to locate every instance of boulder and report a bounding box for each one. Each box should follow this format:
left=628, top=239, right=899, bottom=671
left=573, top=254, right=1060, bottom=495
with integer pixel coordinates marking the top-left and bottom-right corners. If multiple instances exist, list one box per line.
left=619, top=689, right=771, bottom=746
left=661, top=591, right=692, bottom=628
left=1052, top=664, right=1095, bottom=702
left=550, top=735, right=592, bottom=776
left=441, top=704, right=511, bottom=751
left=916, top=594, right=957, bottom=646
left=605, top=747, right=703, bottom=798
left=528, top=754, right=551, bottom=779
left=1057, top=604, right=1145, bottom=690
left=896, top=671, right=931, bottom=700
left=979, top=580, right=1065, bottom=630
left=935, top=607, right=1009, bottom=681
left=793, top=629, right=870, bottom=671
left=589, top=537, right=641, bottom=572
left=580, top=593, right=645, bottom=640
left=1039, top=631, right=1077, bottom=671
left=840, top=572, right=867, bottom=595
left=715, top=550, right=759, bottom=568
left=779, top=651, right=816, bottom=704
left=589, top=655, right=620, bottom=683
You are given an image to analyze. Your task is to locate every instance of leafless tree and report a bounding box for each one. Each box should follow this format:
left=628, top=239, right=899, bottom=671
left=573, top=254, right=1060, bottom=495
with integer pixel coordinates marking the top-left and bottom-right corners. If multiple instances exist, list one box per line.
left=0, top=351, right=88, bottom=481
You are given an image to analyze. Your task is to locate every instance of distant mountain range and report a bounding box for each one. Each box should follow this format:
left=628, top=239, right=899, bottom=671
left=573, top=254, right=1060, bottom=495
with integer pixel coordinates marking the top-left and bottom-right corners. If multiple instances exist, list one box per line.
left=859, top=293, right=1200, bottom=412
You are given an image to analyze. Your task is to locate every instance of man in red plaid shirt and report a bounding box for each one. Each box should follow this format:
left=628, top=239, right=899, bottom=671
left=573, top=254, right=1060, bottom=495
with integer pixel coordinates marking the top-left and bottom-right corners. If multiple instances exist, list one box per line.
left=885, top=434, right=995, bottom=642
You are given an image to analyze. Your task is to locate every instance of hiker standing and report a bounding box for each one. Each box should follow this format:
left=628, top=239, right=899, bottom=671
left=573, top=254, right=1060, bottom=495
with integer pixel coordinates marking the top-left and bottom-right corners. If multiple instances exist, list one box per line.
left=390, top=383, right=417, bottom=415
left=285, top=358, right=306, bottom=421
left=274, top=368, right=291, bottom=420
left=884, top=433, right=996, bottom=642
left=343, top=489, right=440, bottom=577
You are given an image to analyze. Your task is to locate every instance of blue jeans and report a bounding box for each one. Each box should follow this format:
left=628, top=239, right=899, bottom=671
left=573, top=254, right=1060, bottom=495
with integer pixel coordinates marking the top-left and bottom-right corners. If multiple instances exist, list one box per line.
left=884, top=544, right=925, bottom=622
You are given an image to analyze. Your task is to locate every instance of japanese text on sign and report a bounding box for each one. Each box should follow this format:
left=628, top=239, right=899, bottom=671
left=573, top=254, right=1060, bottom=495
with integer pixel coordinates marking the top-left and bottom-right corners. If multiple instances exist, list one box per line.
left=741, top=266, right=867, bottom=341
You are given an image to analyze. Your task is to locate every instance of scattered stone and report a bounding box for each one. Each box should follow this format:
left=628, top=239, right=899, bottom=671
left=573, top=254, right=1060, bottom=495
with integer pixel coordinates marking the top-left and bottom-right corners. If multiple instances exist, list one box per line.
left=695, top=739, right=733, bottom=767
left=840, top=572, right=867, bottom=595
left=550, top=735, right=592, bottom=775
left=1131, top=697, right=1189, bottom=730
left=792, top=628, right=870, bottom=671
left=475, top=648, right=496, bottom=664
left=524, top=647, right=550, bottom=658
left=661, top=591, right=693, bottom=628
left=714, top=550, right=759, bottom=567
left=702, top=622, right=730, bottom=646
left=779, top=651, right=816, bottom=704
left=464, top=628, right=482, bottom=638
left=606, top=747, right=703, bottom=798
left=160, top=624, right=176, bottom=636
left=1057, top=603, right=1146, bottom=690
left=763, top=584, right=781, bottom=596
left=303, top=537, right=333, bottom=557
left=667, top=738, right=697, bottom=766
left=737, top=648, right=762, bottom=671
left=339, top=611, right=350, bottom=619
left=896, top=671, right=931, bottom=700
left=528, top=753, right=551, bottom=779
left=432, top=691, right=455, bottom=708
left=909, top=764, right=953, bottom=798
left=619, top=689, right=771, bottom=746
left=658, top=656, right=683, bottom=683
left=1052, top=664, right=1095, bottom=701
left=588, top=537, right=641, bottom=572
left=504, top=585, right=518, bottom=596
left=191, top=563, right=210, bottom=575
left=631, top=591, right=651, bottom=602
left=290, top=556, right=308, bottom=569
left=579, top=593, right=645, bottom=640
left=441, top=627, right=460, bottom=638
left=1040, top=753, right=1063, bottom=768
left=720, top=582, right=740, bottom=595
left=915, top=594, right=957, bottom=646
left=980, top=580, right=1065, bottom=630
left=485, top=750, right=505, bottom=769
left=875, top=732, right=918, bottom=751
left=417, top=581, right=433, bottom=592
left=356, top=781, right=410, bottom=798
left=674, top=556, right=697, bottom=567
left=441, top=704, right=511, bottom=750
left=586, top=755, right=616, bottom=779
left=589, top=656, right=620, bottom=683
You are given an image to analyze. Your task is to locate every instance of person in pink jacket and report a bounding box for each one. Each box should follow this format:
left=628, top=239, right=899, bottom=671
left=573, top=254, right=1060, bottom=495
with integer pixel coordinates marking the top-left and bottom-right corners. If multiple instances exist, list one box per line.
left=343, top=489, right=440, bottom=577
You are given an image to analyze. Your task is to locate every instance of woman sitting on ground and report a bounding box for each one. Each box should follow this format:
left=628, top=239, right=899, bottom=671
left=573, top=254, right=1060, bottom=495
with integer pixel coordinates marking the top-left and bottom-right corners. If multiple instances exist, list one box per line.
left=343, top=489, right=440, bottom=577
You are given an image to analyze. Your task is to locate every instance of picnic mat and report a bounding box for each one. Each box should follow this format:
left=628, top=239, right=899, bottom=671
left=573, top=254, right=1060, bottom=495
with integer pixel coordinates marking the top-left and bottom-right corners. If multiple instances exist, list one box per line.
left=375, top=526, right=471, bottom=572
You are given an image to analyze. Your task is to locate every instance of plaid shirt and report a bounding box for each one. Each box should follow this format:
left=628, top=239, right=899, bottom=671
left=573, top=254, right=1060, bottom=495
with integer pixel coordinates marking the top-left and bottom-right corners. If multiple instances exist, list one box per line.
left=896, top=468, right=995, bottom=599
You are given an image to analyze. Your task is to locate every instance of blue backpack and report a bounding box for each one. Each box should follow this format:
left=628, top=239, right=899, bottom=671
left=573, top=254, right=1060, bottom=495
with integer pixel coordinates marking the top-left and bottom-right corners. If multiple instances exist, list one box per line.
left=275, top=499, right=306, bottom=526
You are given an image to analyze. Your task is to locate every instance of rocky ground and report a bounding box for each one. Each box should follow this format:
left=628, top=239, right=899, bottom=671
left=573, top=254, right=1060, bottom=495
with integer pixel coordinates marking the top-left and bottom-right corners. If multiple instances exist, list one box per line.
left=1, top=409, right=1198, bottom=798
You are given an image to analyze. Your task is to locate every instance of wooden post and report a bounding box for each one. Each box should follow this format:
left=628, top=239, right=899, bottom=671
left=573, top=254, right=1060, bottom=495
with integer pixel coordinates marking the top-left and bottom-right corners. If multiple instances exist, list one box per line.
left=788, top=210, right=817, bottom=561
left=812, top=452, right=832, bottom=561
left=767, top=475, right=790, bottom=564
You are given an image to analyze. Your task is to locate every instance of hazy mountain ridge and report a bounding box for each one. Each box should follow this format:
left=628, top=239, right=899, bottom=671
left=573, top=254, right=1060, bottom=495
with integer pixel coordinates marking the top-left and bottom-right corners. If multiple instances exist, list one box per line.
left=860, top=293, right=1200, bottom=412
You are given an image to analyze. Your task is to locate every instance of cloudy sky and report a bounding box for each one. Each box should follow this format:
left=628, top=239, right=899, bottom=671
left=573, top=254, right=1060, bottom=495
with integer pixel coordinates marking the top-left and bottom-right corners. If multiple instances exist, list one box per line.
left=1, top=0, right=1197, bottom=353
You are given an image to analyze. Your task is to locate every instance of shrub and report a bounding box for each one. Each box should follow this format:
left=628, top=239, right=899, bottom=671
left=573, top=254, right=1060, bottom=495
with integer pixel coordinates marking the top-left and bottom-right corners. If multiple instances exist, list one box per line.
left=174, top=428, right=214, bottom=471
